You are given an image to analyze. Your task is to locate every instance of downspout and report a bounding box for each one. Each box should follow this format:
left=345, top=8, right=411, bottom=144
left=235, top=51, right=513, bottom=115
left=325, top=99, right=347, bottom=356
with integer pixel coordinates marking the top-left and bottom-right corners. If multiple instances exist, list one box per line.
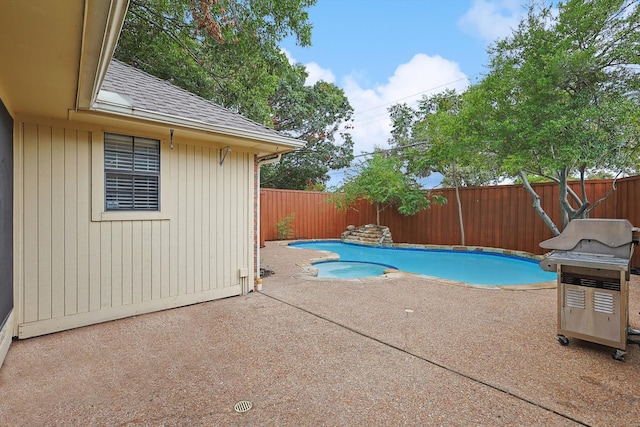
left=255, top=153, right=282, bottom=287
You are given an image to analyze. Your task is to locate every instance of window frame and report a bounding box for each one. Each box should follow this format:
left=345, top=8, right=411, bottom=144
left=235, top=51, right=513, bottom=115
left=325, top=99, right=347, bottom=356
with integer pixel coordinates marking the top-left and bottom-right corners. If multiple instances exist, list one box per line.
left=104, top=133, right=160, bottom=212
left=92, top=131, right=170, bottom=222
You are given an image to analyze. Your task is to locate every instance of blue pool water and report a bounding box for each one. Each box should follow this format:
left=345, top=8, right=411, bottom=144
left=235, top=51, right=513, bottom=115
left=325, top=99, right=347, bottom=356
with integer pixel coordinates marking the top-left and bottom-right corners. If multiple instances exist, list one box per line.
left=314, top=261, right=392, bottom=279
left=290, top=241, right=556, bottom=285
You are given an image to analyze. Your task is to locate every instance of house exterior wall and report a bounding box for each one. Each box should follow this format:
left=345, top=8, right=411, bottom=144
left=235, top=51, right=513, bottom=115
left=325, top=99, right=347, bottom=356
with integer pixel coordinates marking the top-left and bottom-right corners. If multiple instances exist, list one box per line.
left=13, top=118, right=255, bottom=338
left=0, top=98, right=13, bottom=366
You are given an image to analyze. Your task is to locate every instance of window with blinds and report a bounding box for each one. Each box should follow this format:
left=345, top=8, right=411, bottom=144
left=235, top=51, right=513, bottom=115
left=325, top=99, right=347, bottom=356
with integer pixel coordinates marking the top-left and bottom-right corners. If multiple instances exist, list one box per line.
left=104, top=133, right=160, bottom=211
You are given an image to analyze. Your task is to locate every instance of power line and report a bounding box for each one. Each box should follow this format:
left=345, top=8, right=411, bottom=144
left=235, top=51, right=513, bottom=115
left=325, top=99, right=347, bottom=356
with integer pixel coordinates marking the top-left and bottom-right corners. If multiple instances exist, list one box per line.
left=353, top=140, right=429, bottom=158
left=324, top=141, right=430, bottom=178
left=352, top=74, right=476, bottom=118
left=338, top=74, right=478, bottom=130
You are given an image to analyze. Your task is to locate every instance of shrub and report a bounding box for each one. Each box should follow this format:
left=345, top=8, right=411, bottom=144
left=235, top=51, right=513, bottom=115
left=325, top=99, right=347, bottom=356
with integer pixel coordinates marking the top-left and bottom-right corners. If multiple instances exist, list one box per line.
left=275, top=213, right=296, bottom=240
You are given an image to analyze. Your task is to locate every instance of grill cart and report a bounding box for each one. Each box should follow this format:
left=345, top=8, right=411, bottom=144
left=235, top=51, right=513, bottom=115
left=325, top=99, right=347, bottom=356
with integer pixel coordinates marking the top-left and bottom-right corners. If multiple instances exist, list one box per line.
left=539, top=219, right=640, bottom=361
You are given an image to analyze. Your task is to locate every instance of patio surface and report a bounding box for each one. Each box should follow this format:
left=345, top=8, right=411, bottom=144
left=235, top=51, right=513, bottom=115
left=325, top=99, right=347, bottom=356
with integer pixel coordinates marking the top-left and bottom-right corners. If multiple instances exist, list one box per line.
left=1, top=241, right=639, bottom=426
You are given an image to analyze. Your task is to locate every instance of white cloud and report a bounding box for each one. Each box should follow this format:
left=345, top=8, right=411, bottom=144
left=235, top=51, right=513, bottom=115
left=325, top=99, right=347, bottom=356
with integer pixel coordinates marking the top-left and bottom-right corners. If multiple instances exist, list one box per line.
left=284, top=51, right=469, bottom=188
left=303, top=62, right=336, bottom=86
left=457, top=0, right=523, bottom=43
left=281, top=47, right=336, bottom=86
left=281, top=47, right=295, bottom=64
left=343, top=53, right=469, bottom=157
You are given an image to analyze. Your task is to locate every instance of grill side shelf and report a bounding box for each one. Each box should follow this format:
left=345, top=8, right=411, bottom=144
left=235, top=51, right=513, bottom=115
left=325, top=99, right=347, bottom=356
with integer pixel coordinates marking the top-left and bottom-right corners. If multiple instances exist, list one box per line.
left=543, top=251, right=630, bottom=271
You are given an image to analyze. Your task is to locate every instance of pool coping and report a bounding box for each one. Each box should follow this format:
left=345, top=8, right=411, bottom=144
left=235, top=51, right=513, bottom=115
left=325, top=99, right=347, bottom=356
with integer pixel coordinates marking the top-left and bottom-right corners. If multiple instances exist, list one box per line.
left=285, top=239, right=557, bottom=291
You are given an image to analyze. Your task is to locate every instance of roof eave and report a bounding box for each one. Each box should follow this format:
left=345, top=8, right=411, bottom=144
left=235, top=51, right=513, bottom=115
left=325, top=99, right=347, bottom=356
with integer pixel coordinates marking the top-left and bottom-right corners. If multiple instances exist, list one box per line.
left=72, top=100, right=305, bottom=155
left=76, top=0, right=130, bottom=111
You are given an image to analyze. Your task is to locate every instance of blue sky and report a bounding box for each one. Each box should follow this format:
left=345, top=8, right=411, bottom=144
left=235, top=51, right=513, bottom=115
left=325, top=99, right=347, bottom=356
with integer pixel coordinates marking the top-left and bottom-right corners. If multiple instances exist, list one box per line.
left=280, top=0, right=528, bottom=187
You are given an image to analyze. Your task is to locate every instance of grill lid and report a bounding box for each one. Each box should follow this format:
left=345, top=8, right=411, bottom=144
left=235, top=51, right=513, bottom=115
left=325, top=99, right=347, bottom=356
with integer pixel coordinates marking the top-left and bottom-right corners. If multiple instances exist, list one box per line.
left=540, top=219, right=633, bottom=251
left=539, top=219, right=634, bottom=272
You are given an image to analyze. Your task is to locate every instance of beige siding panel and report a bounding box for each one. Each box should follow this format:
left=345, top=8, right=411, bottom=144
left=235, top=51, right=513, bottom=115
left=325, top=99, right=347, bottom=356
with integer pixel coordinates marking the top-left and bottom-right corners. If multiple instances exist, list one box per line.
left=186, top=145, right=195, bottom=294
left=213, top=148, right=222, bottom=289
left=89, top=219, right=101, bottom=312
left=141, top=221, right=152, bottom=302
left=169, top=144, right=179, bottom=297
left=22, top=124, right=39, bottom=323
left=121, top=221, right=133, bottom=305
left=111, top=221, right=123, bottom=307
left=178, top=143, right=187, bottom=295
left=51, top=127, right=65, bottom=318
left=131, top=221, right=142, bottom=304
left=63, top=130, right=78, bottom=316
left=161, top=220, right=170, bottom=298
left=223, top=151, right=232, bottom=287
left=241, top=153, right=249, bottom=275
left=13, top=123, right=24, bottom=336
left=194, top=146, right=203, bottom=294
left=37, top=126, right=52, bottom=321
left=201, top=147, right=211, bottom=291
left=100, top=222, right=112, bottom=309
left=149, top=221, right=159, bottom=301
left=230, top=153, right=238, bottom=286
left=76, top=131, right=90, bottom=314
left=17, top=123, right=252, bottom=337
left=234, top=154, right=242, bottom=285
left=36, top=126, right=53, bottom=320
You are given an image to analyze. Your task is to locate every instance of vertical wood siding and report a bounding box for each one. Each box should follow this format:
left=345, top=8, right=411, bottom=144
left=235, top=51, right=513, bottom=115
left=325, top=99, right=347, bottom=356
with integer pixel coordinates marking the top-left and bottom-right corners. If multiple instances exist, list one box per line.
left=261, top=176, right=640, bottom=268
left=16, top=122, right=253, bottom=337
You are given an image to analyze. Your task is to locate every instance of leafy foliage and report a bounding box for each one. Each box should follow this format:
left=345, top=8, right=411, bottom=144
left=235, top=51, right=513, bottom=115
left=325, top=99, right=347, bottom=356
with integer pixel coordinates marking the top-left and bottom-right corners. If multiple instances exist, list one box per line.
left=261, top=72, right=354, bottom=189
left=116, top=0, right=354, bottom=189
left=388, top=89, right=500, bottom=244
left=388, top=90, right=502, bottom=187
left=275, top=213, right=296, bottom=240
left=387, top=0, right=640, bottom=236
left=117, top=0, right=314, bottom=120
left=329, top=153, right=446, bottom=225
left=473, top=0, right=640, bottom=233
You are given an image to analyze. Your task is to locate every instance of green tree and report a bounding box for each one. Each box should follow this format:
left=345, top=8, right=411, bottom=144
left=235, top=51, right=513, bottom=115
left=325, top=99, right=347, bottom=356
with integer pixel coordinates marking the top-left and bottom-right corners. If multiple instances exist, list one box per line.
left=389, top=89, right=501, bottom=244
left=389, top=91, right=502, bottom=188
left=329, top=153, right=446, bottom=225
left=473, top=0, right=640, bottom=235
left=116, top=0, right=354, bottom=189
left=117, top=0, right=314, bottom=122
left=261, top=70, right=354, bottom=189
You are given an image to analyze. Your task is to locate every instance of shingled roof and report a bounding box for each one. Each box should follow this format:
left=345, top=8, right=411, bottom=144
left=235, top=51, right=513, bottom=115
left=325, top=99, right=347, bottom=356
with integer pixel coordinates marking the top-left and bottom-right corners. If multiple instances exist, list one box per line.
left=97, top=59, right=300, bottom=146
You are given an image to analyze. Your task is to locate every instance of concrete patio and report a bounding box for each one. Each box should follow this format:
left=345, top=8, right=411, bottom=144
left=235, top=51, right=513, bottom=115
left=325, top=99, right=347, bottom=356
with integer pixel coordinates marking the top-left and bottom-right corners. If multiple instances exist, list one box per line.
left=1, top=241, right=639, bottom=426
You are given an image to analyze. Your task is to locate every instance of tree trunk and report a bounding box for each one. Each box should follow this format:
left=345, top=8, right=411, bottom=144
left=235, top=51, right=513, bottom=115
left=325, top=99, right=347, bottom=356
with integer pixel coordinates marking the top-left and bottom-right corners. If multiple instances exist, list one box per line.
left=558, top=168, right=571, bottom=228
left=452, top=162, right=465, bottom=245
left=519, top=171, right=561, bottom=236
left=375, top=203, right=380, bottom=225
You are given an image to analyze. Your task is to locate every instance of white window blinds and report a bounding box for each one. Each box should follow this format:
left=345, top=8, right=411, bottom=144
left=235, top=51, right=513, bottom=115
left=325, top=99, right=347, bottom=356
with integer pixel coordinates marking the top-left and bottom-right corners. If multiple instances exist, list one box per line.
left=105, top=133, right=160, bottom=211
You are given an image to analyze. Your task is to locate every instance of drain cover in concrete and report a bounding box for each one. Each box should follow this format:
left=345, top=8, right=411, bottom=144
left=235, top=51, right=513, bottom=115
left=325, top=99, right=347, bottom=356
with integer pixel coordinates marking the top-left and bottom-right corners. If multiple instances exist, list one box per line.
left=234, top=400, right=253, bottom=413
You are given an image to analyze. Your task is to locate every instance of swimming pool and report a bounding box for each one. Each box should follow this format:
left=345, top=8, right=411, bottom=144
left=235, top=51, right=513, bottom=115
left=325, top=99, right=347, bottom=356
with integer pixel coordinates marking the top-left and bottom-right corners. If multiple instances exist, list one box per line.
left=313, top=261, right=393, bottom=279
left=290, top=241, right=556, bottom=286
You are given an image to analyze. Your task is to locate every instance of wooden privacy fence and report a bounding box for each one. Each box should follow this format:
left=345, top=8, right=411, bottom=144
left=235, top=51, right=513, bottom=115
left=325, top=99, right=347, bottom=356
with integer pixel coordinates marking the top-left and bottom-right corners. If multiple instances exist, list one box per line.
left=260, top=175, right=640, bottom=266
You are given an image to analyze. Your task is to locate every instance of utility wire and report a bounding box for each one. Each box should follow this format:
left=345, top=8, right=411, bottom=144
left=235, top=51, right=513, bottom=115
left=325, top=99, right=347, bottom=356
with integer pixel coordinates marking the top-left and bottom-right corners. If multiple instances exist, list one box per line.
left=352, top=140, right=429, bottom=159
left=323, top=141, right=430, bottom=178
left=352, top=74, right=477, bottom=119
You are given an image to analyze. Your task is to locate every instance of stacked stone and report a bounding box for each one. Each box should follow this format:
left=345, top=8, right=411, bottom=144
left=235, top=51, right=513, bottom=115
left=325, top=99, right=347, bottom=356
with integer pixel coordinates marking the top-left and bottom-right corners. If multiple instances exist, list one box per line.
left=341, top=224, right=393, bottom=246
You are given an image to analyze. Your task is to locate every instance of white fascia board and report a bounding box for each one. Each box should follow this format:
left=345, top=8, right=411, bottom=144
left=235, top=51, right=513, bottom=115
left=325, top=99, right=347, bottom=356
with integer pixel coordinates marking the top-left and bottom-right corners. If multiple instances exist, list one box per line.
left=92, top=93, right=305, bottom=149
left=90, top=0, right=130, bottom=105
left=76, top=0, right=130, bottom=110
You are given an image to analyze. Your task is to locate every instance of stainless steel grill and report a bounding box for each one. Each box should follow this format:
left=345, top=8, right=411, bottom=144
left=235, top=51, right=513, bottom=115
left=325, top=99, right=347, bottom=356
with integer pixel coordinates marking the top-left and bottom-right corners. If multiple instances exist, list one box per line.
left=539, top=219, right=639, bottom=360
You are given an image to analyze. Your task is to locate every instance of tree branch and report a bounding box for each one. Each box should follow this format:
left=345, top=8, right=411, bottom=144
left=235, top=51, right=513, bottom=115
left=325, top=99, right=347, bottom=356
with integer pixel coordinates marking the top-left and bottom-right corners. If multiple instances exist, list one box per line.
left=585, top=173, right=620, bottom=216
left=520, top=171, right=560, bottom=236
left=579, top=164, right=589, bottom=206
left=127, top=1, right=226, bottom=82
